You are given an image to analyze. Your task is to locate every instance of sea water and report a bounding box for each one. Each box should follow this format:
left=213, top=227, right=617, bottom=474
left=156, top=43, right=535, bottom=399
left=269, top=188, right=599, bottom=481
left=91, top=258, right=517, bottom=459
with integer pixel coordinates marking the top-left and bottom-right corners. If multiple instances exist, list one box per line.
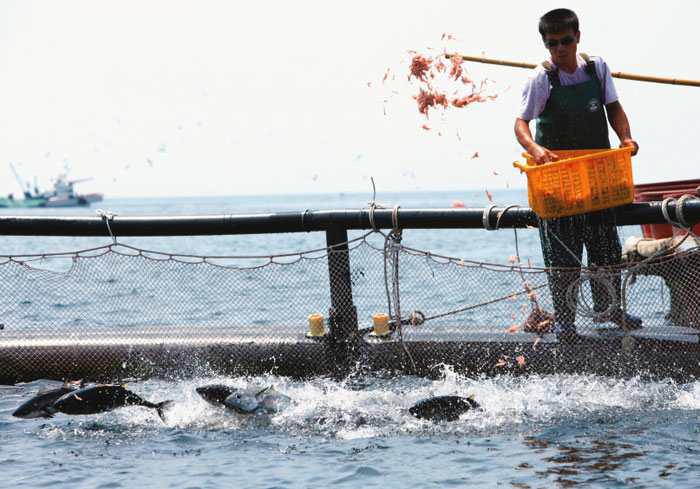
left=1, top=190, right=698, bottom=488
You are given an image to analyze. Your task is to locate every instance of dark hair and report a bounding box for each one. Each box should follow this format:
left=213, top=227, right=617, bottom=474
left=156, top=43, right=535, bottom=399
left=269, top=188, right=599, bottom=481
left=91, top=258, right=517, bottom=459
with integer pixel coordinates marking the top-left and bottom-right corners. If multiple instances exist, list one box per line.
left=539, top=8, right=579, bottom=37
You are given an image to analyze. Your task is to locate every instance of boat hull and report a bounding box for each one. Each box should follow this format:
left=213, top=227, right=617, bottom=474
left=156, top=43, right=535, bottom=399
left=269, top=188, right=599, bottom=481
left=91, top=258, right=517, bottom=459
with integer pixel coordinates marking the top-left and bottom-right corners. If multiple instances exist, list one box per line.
left=0, top=197, right=47, bottom=208
left=0, top=193, right=104, bottom=208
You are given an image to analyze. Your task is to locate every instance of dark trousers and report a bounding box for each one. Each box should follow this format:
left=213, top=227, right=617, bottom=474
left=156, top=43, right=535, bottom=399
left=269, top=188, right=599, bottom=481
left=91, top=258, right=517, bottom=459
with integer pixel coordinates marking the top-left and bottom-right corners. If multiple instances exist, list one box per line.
left=538, top=209, right=622, bottom=326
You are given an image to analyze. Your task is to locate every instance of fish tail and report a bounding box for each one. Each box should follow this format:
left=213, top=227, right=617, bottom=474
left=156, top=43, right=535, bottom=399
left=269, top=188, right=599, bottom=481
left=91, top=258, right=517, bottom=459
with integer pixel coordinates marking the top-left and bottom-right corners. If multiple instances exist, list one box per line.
left=155, top=400, right=174, bottom=422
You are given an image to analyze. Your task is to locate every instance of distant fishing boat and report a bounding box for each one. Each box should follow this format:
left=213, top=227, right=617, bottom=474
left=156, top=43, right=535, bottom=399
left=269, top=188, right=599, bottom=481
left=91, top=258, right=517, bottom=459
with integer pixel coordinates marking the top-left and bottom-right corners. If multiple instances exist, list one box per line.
left=0, top=164, right=104, bottom=208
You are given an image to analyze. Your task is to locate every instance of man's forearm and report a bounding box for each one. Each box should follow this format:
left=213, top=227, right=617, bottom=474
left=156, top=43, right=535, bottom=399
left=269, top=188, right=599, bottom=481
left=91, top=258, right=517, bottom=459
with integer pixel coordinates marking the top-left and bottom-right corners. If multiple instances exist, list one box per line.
left=606, top=101, right=632, bottom=142
left=606, top=101, right=639, bottom=154
left=514, top=118, right=536, bottom=151
left=514, top=118, right=560, bottom=163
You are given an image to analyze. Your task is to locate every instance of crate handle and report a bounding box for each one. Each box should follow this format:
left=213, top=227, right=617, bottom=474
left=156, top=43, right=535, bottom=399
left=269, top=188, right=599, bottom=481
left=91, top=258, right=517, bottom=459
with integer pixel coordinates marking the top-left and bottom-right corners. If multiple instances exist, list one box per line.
left=512, top=160, right=530, bottom=173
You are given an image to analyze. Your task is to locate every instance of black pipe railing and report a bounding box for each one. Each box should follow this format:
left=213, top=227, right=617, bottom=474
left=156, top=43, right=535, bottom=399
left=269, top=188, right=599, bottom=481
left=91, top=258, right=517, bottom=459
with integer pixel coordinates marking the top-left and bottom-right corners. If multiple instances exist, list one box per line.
left=0, top=201, right=699, bottom=236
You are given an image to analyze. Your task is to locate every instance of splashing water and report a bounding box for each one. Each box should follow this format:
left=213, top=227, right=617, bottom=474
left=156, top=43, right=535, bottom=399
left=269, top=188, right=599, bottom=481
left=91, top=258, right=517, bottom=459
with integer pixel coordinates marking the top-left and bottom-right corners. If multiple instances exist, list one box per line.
left=3, top=368, right=700, bottom=487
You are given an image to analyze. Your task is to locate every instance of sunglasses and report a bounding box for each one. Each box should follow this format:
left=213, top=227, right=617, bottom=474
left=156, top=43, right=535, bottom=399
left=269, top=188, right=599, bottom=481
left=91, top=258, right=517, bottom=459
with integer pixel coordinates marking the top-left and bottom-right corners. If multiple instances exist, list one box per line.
left=544, top=36, right=576, bottom=48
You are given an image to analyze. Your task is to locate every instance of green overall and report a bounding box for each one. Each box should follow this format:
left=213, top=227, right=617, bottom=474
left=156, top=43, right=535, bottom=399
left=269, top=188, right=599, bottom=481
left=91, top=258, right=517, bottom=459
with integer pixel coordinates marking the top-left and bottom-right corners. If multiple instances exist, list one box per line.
left=535, top=57, right=622, bottom=327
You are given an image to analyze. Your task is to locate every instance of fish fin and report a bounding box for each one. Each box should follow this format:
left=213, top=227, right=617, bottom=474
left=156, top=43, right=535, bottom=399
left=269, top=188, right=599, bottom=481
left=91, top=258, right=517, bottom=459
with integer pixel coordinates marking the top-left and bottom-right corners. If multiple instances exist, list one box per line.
left=255, top=386, right=272, bottom=397
left=466, top=394, right=481, bottom=409
left=155, top=400, right=174, bottom=422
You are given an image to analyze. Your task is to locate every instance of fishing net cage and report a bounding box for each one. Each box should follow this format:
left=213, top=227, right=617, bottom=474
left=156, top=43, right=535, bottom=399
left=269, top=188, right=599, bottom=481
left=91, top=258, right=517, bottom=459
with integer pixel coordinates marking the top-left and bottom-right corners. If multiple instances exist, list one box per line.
left=1, top=229, right=699, bottom=384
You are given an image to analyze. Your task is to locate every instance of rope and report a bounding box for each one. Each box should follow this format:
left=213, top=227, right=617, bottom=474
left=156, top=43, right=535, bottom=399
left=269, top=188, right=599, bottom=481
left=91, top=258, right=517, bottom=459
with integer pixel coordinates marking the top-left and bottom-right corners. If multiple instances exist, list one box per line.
left=625, top=192, right=698, bottom=267
left=565, top=268, right=620, bottom=320
left=381, top=224, right=417, bottom=372
left=623, top=195, right=698, bottom=271
left=300, top=209, right=311, bottom=231
left=368, top=203, right=379, bottom=231
left=481, top=202, right=522, bottom=231
left=419, top=284, right=548, bottom=322
left=365, top=179, right=402, bottom=232
left=676, top=195, right=693, bottom=229
left=382, top=232, right=394, bottom=321
left=391, top=205, right=401, bottom=230
left=96, top=209, right=118, bottom=245
left=661, top=198, right=677, bottom=228
left=543, top=220, right=620, bottom=320
left=511, top=227, right=529, bottom=288
left=367, top=177, right=387, bottom=232
left=0, top=230, right=376, bottom=268
left=375, top=200, right=548, bottom=351
left=545, top=194, right=700, bottom=323
left=502, top=206, right=555, bottom=327
left=378, top=210, right=550, bottom=326
left=545, top=221, right=584, bottom=267
left=368, top=177, right=416, bottom=370
left=617, top=197, right=700, bottom=324
left=495, top=205, right=522, bottom=230
left=662, top=194, right=698, bottom=230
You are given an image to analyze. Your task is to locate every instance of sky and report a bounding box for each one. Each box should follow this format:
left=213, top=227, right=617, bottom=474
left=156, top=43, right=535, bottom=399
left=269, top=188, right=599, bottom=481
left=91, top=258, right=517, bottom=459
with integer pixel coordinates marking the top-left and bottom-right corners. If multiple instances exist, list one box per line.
left=0, top=1, right=697, bottom=197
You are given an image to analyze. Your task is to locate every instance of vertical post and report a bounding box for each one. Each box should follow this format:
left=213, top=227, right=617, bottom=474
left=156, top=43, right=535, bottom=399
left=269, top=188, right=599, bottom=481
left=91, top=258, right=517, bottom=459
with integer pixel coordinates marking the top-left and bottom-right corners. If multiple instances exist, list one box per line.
left=325, top=226, right=358, bottom=368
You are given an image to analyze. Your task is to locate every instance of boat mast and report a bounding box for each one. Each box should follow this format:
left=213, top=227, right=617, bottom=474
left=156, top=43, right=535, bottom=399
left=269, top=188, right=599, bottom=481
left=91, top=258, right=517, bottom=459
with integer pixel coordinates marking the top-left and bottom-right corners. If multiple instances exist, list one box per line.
left=9, top=163, right=31, bottom=198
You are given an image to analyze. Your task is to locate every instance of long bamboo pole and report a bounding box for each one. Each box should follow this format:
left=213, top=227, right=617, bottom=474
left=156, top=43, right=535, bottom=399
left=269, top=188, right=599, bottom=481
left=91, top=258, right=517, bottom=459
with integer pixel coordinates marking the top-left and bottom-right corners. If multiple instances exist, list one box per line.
left=448, top=54, right=700, bottom=87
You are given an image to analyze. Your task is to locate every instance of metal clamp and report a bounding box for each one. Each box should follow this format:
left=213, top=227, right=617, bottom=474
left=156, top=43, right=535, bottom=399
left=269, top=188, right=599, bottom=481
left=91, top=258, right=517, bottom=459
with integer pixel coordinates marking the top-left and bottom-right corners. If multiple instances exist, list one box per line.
left=482, top=204, right=497, bottom=230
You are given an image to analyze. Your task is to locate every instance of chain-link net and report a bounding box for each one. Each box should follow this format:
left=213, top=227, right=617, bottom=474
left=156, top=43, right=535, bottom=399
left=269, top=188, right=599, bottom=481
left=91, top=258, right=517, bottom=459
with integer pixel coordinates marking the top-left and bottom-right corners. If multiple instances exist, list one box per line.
left=1, top=231, right=699, bottom=383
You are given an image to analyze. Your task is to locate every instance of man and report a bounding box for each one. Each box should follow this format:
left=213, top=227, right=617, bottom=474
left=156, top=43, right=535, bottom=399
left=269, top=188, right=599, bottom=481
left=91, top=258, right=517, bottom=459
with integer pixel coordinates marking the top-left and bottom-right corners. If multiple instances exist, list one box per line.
left=514, top=8, right=641, bottom=338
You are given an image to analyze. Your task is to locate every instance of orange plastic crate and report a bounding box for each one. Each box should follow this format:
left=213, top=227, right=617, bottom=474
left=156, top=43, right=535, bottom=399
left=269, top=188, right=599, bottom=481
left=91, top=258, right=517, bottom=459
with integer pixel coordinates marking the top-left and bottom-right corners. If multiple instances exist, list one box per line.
left=513, top=147, right=635, bottom=219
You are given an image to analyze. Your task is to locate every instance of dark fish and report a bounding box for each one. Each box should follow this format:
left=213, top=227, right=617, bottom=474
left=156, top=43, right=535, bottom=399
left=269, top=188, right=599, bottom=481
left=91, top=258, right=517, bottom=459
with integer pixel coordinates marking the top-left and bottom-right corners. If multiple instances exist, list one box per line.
left=409, top=395, right=480, bottom=422
left=195, top=384, right=237, bottom=407
left=52, top=384, right=173, bottom=421
left=12, top=380, right=84, bottom=419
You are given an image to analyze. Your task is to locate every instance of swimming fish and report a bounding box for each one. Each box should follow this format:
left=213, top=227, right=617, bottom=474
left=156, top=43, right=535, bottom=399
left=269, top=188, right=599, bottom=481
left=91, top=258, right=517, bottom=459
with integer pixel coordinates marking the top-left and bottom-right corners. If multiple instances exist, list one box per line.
left=52, top=384, right=173, bottom=421
left=12, top=380, right=85, bottom=419
left=223, top=385, right=291, bottom=415
left=409, top=395, right=480, bottom=422
left=195, top=384, right=237, bottom=407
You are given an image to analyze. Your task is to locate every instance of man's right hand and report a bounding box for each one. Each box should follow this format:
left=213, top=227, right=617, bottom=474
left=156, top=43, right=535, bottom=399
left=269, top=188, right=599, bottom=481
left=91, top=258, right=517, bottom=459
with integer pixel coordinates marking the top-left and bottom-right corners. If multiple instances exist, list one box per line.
left=527, top=143, right=559, bottom=164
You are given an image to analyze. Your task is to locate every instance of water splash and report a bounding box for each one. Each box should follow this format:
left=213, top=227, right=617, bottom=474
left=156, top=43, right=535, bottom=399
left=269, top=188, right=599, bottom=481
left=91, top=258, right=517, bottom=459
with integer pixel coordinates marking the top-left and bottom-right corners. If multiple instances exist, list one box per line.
left=7, top=372, right=698, bottom=442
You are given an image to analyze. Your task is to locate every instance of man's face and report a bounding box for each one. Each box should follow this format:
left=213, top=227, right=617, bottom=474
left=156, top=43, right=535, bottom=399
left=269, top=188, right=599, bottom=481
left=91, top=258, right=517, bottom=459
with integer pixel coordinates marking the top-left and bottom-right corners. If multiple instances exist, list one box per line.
left=543, top=29, right=580, bottom=66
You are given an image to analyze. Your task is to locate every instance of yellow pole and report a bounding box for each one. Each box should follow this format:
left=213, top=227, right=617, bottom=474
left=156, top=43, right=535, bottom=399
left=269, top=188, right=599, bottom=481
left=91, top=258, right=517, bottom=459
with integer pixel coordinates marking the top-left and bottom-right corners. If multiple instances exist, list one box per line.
left=447, top=53, right=700, bottom=87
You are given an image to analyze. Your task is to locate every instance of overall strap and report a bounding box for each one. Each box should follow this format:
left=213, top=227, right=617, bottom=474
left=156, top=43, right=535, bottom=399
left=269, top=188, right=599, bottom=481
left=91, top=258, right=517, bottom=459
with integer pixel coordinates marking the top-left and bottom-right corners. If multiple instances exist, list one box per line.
left=541, top=60, right=560, bottom=88
left=579, top=53, right=597, bottom=80
left=542, top=54, right=604, bottom=97
left=579, top=52, right=606, bottom=102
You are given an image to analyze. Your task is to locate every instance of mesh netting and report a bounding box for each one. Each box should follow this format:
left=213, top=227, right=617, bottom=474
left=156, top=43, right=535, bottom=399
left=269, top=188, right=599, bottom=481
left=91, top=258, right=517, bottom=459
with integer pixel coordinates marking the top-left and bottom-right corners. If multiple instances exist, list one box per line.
left=1, top=231, right=699, bottom=382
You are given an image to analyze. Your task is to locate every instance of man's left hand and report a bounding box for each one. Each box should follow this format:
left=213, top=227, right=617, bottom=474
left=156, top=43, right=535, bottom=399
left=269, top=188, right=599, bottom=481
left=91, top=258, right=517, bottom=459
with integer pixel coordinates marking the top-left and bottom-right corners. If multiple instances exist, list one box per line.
left=620, top=138, right=639, bottom=156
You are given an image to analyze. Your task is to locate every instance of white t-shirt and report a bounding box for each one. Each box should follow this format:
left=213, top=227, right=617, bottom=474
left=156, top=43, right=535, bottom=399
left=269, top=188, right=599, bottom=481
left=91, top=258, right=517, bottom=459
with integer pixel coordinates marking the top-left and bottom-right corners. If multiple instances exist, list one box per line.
left=519, top=54, right=618, bottom=121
